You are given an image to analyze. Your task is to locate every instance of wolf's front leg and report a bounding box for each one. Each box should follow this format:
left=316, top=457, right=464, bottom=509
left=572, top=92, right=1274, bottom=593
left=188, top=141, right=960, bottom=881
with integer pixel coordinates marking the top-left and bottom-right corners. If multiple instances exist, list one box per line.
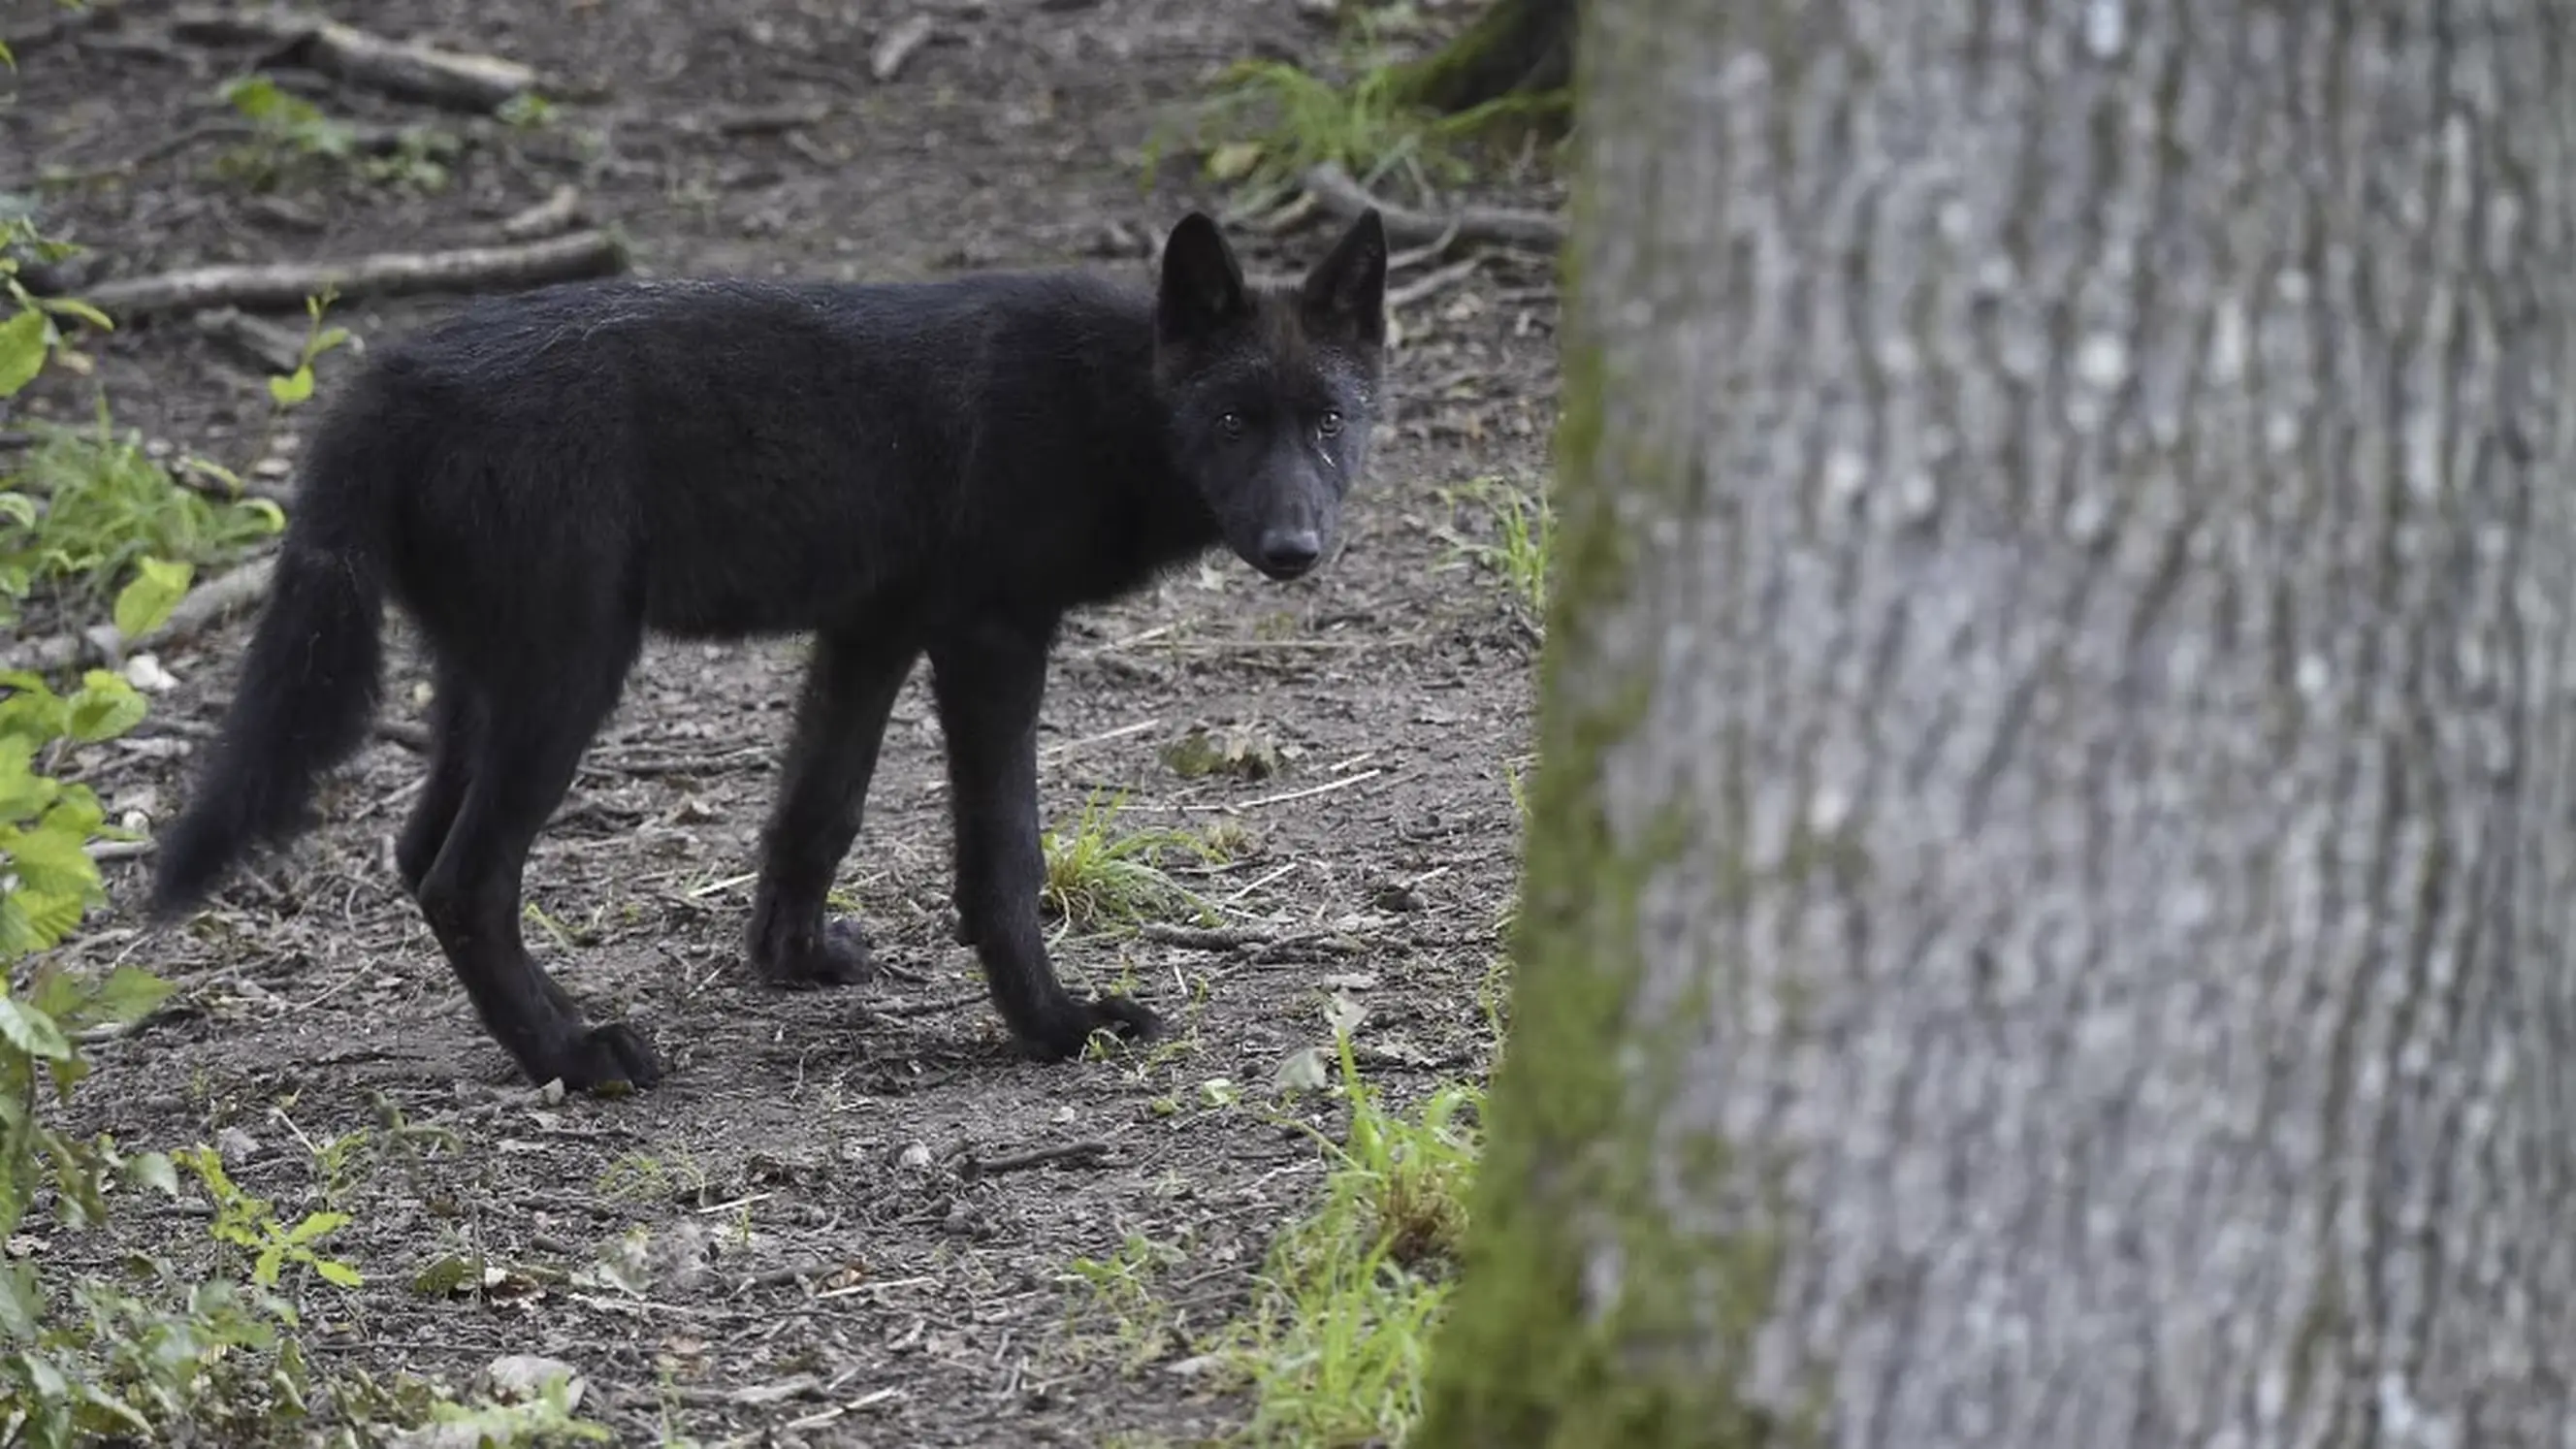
left=930, top=617, right=1161, bottom=1057
left=747, top=628, right=922, bottom=987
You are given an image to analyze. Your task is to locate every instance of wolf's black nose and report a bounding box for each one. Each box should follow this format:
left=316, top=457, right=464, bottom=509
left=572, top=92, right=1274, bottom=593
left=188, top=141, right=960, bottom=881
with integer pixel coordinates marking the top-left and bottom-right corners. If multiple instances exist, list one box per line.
left=1257, top=529, right=1321, bottom=578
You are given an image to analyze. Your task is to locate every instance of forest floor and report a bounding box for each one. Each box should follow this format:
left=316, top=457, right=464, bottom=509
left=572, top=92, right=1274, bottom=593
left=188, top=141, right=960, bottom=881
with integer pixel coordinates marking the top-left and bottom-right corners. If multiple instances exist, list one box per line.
left=0, top=0, right=1558, bottom=1442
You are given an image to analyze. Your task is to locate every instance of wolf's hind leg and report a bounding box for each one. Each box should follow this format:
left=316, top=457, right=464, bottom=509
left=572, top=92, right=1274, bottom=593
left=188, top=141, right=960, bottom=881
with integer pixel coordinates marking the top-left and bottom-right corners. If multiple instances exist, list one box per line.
left=746, top=627, right=921, bottom=988
left=410, top=630, right=655, bottom=1091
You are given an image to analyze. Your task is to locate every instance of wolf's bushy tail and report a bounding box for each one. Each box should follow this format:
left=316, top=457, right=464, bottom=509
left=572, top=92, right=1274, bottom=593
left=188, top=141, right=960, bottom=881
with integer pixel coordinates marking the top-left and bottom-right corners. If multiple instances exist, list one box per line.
left=149, top=409, right=399, bottom=917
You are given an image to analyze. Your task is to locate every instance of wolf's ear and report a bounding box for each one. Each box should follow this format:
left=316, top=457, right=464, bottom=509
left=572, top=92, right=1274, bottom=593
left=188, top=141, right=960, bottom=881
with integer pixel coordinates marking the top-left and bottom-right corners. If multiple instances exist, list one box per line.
left=1158, top=212, right=1252, bottom=343
left=1299, top=209, right=1387, bottom=347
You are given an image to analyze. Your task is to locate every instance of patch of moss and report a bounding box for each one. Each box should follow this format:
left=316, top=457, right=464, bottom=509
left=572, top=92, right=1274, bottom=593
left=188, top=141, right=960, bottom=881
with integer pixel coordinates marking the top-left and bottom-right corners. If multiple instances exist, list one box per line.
left=1413, top=107, right=1816, bottom=1445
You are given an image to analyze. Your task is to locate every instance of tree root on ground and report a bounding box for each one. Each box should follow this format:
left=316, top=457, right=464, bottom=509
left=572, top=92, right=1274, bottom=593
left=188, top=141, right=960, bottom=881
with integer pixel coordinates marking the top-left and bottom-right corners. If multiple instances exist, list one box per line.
left=1301, top=163, right=1565, bottom=253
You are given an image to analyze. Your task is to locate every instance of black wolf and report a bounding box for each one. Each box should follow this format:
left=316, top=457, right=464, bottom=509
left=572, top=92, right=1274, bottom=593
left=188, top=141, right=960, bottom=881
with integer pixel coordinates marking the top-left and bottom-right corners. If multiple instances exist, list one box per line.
left=147, top=209, right=1389, bottom=1092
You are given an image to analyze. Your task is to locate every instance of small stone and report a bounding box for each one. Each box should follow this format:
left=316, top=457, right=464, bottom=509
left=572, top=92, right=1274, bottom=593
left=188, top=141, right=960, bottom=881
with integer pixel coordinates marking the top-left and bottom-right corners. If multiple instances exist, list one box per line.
left=121, top=654, right=177, bottom=692
left=1369, top=880, right=1425, bottom=913
left=1273, top=1046, right=1331, bottom=1094
left=482, top=1354, right=584, bottom=1406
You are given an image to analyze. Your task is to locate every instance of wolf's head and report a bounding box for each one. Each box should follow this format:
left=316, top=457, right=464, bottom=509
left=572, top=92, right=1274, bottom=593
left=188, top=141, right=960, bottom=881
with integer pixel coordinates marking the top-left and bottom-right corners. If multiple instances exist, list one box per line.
left=1152, top=209, right=1389, bottom=583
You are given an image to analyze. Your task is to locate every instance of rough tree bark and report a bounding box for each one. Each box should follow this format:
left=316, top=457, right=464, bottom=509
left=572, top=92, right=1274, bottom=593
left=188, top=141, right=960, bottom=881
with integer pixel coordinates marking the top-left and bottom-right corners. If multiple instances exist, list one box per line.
left=1420, top=2, right=2576, bottom=1445
left=1391, top=0, right=1575, bottom=113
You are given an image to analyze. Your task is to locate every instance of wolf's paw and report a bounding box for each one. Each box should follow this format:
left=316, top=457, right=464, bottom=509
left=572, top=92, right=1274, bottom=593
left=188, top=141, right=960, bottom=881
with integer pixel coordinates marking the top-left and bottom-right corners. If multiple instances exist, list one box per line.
left=1018, top=993, right=1162, bottom=1061
left=532, top=1022, right=664, bottom=1094
left=751, top=915, right=880, bottom=989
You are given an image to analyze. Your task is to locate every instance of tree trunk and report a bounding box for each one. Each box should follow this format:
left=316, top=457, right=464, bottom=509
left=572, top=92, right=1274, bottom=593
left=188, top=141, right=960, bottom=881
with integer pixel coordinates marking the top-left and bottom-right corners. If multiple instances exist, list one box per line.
left=1420, top=1, right=2576, bottom=1445
left=1390, top=0, right=1575, bottom=113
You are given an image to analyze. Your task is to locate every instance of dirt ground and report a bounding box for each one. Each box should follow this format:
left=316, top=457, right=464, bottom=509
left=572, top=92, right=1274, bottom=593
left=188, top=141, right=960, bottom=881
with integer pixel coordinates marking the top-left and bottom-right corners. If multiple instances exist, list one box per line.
left=0, top=0, right=1556, bottom=1442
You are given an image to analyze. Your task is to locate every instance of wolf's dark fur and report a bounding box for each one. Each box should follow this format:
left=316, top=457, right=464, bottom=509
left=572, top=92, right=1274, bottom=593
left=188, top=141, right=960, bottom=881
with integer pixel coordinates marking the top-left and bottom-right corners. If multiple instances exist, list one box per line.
left=149, top=210, right=1389, bottom=1092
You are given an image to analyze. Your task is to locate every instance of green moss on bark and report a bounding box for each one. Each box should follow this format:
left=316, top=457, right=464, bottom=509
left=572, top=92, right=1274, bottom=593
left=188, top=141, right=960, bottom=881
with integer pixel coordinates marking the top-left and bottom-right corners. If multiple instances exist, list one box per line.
left=1411, top=344, right=1797, bottom=1446
left=1412, top=149, right=1803, bottom=1449
left=1390, top=0, right=1577, bottom=113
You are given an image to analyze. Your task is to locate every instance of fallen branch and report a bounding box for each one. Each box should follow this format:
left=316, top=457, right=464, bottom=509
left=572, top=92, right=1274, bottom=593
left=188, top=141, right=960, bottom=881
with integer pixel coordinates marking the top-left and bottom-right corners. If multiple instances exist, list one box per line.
left=583, top=745, right=773, bottom=779
left=80, top=230, right=628, bottom=321
left=5, top=557, right=276, bottom=674
left=1386, top=220, right=1464, bottom=272
left=496, top=184, right=585, bottom=242
left=1387, top=255, right=1484, bottom=310
left=168, top=8, right=544, bottom=113
left=957, top=1141, right=1111, bottom=1180
left=1302, top=162, right=1566, bottom=253
left=1240, top=191, right=1320, bottom=237
left=191, top=306, right=310, bottom=373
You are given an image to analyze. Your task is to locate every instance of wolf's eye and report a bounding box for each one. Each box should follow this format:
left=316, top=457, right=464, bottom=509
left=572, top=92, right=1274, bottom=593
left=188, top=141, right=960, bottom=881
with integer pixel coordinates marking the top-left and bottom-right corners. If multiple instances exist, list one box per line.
left=1219, top=411, right=1246, bottom=437
left=1317, top=409, right=1344, bottom=438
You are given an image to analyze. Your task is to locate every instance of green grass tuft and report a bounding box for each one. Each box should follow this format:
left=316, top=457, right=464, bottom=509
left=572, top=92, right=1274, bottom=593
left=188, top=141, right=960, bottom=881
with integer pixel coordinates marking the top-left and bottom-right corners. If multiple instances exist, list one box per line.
left=1218, top=1035, right=1484, bottom=1446
left=1437, top=474, right=1556, bottom=627
left=0, top=409, right=283, bottom=630
left=1042, top=790, right=1223, bottom=930
left=1153, top=16, right=1565, bottom=206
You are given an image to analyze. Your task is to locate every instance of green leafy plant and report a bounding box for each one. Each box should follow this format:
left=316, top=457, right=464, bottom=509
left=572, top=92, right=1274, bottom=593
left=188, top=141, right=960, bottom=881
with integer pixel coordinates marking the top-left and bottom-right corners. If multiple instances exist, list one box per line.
left=266, top=287, right=352, bottom=409
left=179, top=1147, right=365, bottom=1293
left=0, top=668, right=158, bottom=955
left=406, top=1376, right=612, bottom=1447
left=0, top=406, right=284, bottom=629
left=0, top=55, right=572, bottom=1444
left=1062, top=1234, right=1191, bottom=1372
left=496, top=91, right=559, bottom=130
left=0, top=217, right=112, bottom=402
left=214, top=75, right=456, bottom=192
left=0, top=176, right=331, bottom=1445
left=0, top=658, right=318, bottom=1446
left=21, top=1265, right=297, bottom=1444
left=0, top=184, right=233, bottom=640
